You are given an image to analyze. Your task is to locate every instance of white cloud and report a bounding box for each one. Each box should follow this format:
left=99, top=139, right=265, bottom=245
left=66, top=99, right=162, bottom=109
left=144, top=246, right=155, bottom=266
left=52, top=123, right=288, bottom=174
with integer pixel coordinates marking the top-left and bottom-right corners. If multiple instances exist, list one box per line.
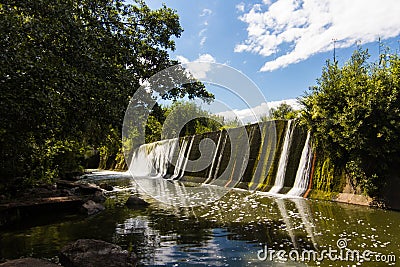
left=196, top=54, right=216, bottom=63
left=268, top=99, right=301, bottom=110
left=236, top=2, right=245, bottom=12
left=217, top=99, right=300, bottom=123
left=200, top=8, right=212, bottom=17
left=175, top=54, right=217, bottom=79
left=176, top=55, right=189, bottom=64
left=176, top=54, right=216, bottom=64
left=235, top=0, right=400, bottom=71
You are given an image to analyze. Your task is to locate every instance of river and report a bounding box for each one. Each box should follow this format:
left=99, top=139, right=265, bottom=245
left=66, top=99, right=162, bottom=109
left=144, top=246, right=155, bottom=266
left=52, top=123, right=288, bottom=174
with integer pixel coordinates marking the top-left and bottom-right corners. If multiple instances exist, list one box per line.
left=0, top=171, right=398, bottom=266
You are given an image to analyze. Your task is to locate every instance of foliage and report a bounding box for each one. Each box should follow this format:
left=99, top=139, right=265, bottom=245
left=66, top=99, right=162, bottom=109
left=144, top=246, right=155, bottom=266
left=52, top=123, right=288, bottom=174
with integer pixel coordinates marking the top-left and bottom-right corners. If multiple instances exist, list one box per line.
left=260, top=102, right=299, bottom=121
left=0, top=0, right=213, bottom=191
left=271, top=103, right=299, bottom=120
left=146, top=101, right=223, bottom=141
left=221, top=117, right=243, bottom=129
left=301, top=48, right=400, bottom=197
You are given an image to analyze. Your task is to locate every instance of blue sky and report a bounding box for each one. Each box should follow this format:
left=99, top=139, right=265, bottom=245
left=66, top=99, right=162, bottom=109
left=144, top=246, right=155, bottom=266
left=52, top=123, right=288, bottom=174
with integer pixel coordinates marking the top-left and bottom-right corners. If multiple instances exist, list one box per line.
left=145, top=0, right=400, bottom=120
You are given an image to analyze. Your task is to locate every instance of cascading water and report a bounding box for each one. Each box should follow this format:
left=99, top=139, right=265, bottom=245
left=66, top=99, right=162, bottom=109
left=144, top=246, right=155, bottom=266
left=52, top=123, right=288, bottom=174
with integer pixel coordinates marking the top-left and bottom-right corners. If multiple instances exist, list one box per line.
left=129, top=120, right=314, bottom=200
left=129, top=138, right=178, bottom=178
left=204, top=131, right=223, bottom=184
left=287, top=132, right=312, bottom=197
left=206, top=132, right=228, bottom=184
left=269, top=120, right=294, bottom=193
left=170, top=137, right=189, bottom=180
left=153, top=139, right=179, bottom=177
left=129, top=145, right=153, bottom=177
left=180, top=136, right=195, bottom=179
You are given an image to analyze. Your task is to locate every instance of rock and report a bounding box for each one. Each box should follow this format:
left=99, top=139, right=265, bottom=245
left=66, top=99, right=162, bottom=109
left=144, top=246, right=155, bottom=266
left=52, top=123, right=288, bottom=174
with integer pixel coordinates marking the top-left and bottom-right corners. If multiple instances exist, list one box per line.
left=64, top=171, right=84, bottom=181
left=99, top=183, right=114, bottom=191
left=125, top=195, right=149, bottom=208
left=0, top=258, right=59, bottom=266
left=78, top=183, right=102, bottom=195
left=90, top=191, right=106, bottom=203
left=81, top=200, right=105, bottom=215
left=59, top=239, right=137, bottom=267
left=57, top=180, right=102, bottom=195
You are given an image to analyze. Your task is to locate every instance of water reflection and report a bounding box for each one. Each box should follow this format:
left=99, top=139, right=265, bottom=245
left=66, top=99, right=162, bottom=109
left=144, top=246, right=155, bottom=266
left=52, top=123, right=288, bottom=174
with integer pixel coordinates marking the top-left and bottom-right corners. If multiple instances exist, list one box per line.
left=0, top=174, right=399, bottom=266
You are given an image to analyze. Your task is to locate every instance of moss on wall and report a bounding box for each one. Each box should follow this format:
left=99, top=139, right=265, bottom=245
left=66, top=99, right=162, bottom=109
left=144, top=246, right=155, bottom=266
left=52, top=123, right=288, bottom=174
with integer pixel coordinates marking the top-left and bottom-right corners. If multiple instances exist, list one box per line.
left=241, top=124, right=262, bottom=185
left=312, top=152, right=346, bottom=193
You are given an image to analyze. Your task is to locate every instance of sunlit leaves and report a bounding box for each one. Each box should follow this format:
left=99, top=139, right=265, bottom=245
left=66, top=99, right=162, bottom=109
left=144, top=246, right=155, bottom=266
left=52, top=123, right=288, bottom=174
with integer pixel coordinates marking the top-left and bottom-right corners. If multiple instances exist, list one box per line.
left=301, top=49, right=400, bottom=197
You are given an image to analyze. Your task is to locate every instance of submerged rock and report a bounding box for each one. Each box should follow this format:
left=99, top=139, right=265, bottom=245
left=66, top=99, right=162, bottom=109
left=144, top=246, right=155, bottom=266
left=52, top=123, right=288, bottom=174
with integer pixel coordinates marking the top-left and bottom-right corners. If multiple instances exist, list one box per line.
left=99, top=183, right=114, bottom=191
left=81, top=200, right=105, bottom=215
left=125, top=195, right=149, bottom=208
left=89, top=191, right=106, bottom=203
left=0, top=258, right=59, bottom=266
left=57, top=180, right=102, bottom=195
left=59, top=239, right=137, bottom=267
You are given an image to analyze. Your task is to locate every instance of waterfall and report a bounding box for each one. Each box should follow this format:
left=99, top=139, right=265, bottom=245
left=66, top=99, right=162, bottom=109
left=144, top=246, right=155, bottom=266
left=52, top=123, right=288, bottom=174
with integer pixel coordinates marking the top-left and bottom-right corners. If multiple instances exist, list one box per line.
left=169, top=136, right=195, bottom=180
left=209, top=132, right=228, bottom=183
left=153, top=139, right=178, bottom=177
left=129, top=145, right=153, bottom=177
left=180, top=136, right=195, bottom=178
left=287, top=132, right=312, bottom=197
left=129, top=138, right=178, bottom=178
left=128, top=120, right=315, bottom=200
left=204, top=131, right=223, bottom=184
left=170, top=137, right=189, bottom=180
left=269, top=120, right=294, bottom=193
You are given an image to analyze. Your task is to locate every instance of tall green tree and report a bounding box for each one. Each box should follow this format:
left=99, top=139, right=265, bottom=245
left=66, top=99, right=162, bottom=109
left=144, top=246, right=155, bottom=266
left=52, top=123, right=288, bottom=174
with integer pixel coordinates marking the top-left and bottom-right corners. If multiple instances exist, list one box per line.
left=155, top=101, right=222, bottom=140
left=0, top=0, right=212, bottom=190
left=301, top=48, right=400, bottom=197
left=262, top=102, right=298, bottom=121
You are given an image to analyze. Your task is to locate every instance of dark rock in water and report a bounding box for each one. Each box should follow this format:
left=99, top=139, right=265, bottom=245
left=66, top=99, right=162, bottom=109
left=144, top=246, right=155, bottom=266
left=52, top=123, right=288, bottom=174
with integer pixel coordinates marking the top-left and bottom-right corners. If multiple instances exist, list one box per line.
left=59, top=239, right=137, bottom=267
left=0, top=258, right=59, bottom=266
left=57, top=180, right=102, bottom=195
left=89, top=191, right=106, bottom=203
left=75, top=183, right=102, bottom=195
left=126, top=195, right=149, bottom=207
left=64, top=171, right=84, bottom=181
left=81, top=200, right=105, bottom=215
left=99, top=183, right=114, bottom=191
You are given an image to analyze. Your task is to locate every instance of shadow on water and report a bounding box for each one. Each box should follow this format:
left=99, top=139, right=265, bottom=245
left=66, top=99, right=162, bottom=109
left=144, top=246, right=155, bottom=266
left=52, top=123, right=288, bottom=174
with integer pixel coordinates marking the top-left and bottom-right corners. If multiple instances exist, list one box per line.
left=1, top=172, right=399, bottom=266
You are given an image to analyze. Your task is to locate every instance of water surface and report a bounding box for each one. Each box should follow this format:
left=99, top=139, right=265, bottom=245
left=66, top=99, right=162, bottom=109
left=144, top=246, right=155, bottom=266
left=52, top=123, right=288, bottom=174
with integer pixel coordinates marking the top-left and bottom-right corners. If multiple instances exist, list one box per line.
left=0, top=172, right=398, bottom=266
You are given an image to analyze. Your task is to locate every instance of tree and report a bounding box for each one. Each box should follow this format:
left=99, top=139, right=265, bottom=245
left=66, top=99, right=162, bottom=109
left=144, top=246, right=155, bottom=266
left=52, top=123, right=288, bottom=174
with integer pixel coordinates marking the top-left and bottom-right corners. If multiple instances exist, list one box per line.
left=161, top=101, right=222, bottom=139
left=260, top=102, right=298, bottom=121
left=0, top=0, right=213, bottom=191
left=270, top=103, right=298, bottom=120
left=301, top=48, right=400, bottom=197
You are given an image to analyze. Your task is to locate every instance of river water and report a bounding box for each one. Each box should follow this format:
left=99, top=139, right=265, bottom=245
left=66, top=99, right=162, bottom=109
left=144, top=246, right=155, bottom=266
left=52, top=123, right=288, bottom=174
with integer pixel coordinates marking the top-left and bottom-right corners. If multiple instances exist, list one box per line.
left=0, top=171, right=399, bottom=266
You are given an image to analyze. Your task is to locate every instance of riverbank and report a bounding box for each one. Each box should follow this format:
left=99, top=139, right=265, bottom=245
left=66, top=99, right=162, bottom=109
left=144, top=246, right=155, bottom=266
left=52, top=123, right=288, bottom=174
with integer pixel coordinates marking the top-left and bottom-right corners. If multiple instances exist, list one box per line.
left=0, top=172, right=110, bottom=227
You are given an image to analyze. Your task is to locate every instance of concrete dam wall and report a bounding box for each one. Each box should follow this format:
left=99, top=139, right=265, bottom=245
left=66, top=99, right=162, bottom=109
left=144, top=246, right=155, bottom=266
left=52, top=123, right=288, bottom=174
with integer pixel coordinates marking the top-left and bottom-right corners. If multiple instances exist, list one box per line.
left=127, top=119, right=400, bottom=209
left=129, top=120, right=318, bottom=197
